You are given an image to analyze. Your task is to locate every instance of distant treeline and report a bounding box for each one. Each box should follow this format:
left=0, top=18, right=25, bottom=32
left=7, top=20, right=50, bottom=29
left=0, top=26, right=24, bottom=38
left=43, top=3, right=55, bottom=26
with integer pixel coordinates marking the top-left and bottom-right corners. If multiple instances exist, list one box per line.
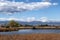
left=0, top=20, right=60, bottom=32
left=0, top=20, right=59, bottom=28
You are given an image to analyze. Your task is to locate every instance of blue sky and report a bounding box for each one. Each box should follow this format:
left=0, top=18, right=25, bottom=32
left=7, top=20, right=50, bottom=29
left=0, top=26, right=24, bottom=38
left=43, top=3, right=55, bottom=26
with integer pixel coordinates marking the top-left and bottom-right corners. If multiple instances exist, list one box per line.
left=0, top=0, right=60, bottom=22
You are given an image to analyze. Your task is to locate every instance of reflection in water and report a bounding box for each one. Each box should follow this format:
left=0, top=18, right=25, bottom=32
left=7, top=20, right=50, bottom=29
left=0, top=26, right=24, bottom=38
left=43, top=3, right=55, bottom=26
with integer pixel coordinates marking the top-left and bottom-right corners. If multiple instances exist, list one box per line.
left=0, top=29, right=60, bottom=35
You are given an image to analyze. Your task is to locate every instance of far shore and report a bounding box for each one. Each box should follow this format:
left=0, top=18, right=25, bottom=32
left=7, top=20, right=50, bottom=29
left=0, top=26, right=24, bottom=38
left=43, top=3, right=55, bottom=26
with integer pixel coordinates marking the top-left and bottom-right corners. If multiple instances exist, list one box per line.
left=0, top=34, right=60, bottom=40
left=0, top=26, right=60, bottom=32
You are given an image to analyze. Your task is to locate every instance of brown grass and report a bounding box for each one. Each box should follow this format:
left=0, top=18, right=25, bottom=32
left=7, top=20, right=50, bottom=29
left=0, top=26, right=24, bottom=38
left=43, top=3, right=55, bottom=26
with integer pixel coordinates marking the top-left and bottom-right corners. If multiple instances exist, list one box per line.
left=0, top=34, right=60, bottom=40
left=0, top=28, right=18, bottom=31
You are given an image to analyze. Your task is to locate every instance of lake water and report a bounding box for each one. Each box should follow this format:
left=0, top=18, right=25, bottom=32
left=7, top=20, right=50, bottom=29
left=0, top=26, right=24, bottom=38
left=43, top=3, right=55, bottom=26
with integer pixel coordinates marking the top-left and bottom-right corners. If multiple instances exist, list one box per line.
left=0, top=29, right=60, bottom=35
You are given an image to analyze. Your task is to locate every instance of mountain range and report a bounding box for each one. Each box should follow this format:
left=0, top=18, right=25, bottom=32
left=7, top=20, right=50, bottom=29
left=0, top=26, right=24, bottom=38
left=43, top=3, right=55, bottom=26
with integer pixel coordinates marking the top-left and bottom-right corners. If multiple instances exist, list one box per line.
left=0, top=21, right=60, bottom=26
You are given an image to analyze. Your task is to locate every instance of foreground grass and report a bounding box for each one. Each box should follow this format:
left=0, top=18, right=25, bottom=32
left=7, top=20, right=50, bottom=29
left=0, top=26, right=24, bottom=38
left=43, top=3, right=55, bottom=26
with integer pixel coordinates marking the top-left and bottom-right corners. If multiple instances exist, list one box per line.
left=0, top=34, right=60, bottom=40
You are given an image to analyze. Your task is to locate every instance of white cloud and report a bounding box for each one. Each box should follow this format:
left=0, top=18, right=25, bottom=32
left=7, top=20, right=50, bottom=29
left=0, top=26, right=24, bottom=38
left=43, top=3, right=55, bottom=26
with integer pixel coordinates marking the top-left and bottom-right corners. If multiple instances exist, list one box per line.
left=0, top=17, right=36, bottom=22
left=53, top=3, right=58, bottom=5
left=0, top=18, right=20, bottom=21
left=0, top=0, right=7, bottom=1
left=39, top=17, right=49, bottom=22
left=0, top=18, right=6, bottom=21
left=7, top=18, right=19, bottom=21
left=0, top=0, right=58, bottom=14
left=26, top=17, right=35, bottom=22
left=42, top=0, right=51, bottom=2
left=0, top=17, right=60, bottom=22
left=0, top=17, right=35, bottom=22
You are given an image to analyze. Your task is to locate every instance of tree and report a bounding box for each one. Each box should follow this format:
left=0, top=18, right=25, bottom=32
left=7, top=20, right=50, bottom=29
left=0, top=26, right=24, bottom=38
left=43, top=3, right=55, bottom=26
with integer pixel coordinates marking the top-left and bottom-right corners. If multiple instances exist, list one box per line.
left=7, top=20, right=20, bottom=28
left=32, top=27, right=36, bottom=29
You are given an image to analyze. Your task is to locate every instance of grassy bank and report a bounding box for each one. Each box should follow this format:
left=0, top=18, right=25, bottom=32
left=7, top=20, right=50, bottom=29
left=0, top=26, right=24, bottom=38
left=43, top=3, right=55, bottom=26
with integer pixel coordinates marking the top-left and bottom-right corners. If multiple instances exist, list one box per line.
left=0, top=28, right=18, bottom=32
left=0, top=34, right=60, bottom=40
left=0, top=26, right=60, bottom=32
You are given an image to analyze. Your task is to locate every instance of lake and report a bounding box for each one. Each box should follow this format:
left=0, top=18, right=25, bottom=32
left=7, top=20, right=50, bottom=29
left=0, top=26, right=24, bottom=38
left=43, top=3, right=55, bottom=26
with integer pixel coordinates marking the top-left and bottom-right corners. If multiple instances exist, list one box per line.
left=0, top=29, right=60, bottom=35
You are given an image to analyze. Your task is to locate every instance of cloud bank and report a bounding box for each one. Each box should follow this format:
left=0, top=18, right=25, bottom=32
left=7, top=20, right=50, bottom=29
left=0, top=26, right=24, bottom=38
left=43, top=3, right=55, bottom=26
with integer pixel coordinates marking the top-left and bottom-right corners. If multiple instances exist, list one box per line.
left=0, top=17, right=60, bottom=22
left=0, top=0, right=58, bottom=14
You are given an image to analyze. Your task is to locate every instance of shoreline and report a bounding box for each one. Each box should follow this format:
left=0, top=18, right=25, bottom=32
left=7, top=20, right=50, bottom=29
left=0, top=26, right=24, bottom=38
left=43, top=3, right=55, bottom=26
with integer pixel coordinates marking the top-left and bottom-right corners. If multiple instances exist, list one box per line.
left=0, top=26, right=60, bottom=32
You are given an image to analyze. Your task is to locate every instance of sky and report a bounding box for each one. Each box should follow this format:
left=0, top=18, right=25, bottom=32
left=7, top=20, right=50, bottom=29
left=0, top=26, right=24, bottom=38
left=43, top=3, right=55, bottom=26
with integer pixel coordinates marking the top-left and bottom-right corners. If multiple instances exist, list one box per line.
left=0, top=0, right=60, bottom=22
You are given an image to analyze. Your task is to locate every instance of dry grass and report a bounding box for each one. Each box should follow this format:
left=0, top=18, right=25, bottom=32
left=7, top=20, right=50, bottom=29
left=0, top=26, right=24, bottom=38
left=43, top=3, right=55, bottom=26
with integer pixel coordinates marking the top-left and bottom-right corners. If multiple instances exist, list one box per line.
left=0, top=28, right=18, bottom=31
left=0, top=34, right=60, bottom=40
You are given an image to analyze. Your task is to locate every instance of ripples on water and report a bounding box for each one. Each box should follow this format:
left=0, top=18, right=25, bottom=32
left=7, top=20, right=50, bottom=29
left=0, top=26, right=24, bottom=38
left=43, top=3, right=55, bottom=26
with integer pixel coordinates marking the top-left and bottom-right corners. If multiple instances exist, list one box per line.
left=0, top=29, right=60, bottom=35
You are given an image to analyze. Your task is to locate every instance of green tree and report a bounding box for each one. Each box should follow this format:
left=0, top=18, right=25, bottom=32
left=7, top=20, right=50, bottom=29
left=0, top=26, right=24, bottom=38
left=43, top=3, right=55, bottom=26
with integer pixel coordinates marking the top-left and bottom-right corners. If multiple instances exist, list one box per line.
left=7, top=20, right=20, bottom=28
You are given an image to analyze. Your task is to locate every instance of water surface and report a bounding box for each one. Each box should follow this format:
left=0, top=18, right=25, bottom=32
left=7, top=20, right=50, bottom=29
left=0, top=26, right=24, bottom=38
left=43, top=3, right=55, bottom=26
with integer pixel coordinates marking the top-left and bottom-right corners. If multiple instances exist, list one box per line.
left=0, top=29, right=60, bottom=35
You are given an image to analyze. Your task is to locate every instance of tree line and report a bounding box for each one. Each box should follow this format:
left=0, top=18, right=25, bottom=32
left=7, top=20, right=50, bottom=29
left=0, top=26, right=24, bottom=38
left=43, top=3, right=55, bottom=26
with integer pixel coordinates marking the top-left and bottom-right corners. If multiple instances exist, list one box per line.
left=0, top=20, right=57, bottom=28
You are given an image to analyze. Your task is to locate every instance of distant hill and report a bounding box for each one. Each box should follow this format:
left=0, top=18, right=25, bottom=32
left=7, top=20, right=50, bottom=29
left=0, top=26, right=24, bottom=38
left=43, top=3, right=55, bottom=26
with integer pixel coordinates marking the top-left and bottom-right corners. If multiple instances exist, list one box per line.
left=0, top=21, right=60, bottom=26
